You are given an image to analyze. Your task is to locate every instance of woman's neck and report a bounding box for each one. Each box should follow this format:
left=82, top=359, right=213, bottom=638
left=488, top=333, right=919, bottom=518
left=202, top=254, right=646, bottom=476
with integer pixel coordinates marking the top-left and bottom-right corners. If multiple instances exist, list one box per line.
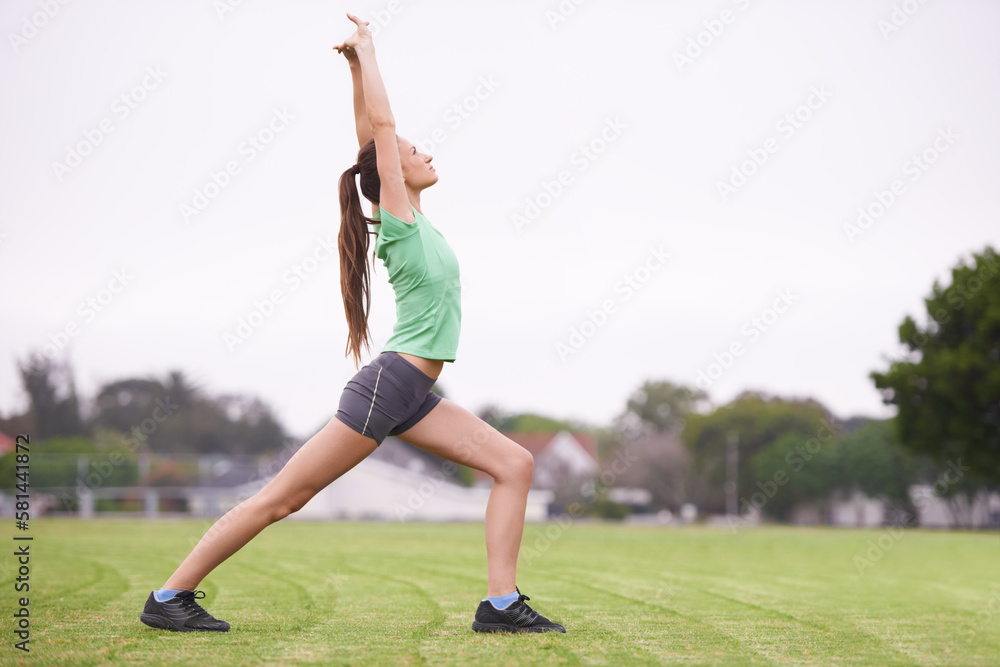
left=406, top=187, right=422, bottom=215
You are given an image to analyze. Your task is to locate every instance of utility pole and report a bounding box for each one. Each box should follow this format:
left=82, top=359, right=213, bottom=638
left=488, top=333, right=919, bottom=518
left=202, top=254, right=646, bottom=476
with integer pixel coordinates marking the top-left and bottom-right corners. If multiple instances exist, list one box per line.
left=725, top=430, right=739, bottom=516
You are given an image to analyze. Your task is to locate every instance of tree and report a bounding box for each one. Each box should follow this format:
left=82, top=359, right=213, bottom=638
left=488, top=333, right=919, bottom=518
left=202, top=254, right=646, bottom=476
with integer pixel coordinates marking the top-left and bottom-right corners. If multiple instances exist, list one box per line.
left=91, top=377, right=172, bottom=437
left=870, top=246, right=1000, bottom=484
left=682, top=391, right=834, bottom=514
left=163, top=370, right=204, bottom=409
left=833, top=419, right=924, bottom=512
left=616, top=381, right=709, bottom=436
left=751, top=431, right=838, bottom=521
left=89, top=370, right=290, bottom=456
left=17, top=352, right=85, bottom=438
left=750, top=418, right=923, bottom=523
left=213, top=394, right=287, bottom=456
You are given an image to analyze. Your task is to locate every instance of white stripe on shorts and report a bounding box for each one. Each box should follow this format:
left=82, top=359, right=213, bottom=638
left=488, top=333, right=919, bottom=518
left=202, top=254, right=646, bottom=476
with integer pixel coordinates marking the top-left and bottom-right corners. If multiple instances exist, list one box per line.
left=360, top=366, right=382, bottom=438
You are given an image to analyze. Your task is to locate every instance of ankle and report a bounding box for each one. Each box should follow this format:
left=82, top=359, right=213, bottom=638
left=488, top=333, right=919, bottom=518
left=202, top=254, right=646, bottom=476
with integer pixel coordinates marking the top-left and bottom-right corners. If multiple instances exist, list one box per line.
left=162, top=583, right=193, bottom=592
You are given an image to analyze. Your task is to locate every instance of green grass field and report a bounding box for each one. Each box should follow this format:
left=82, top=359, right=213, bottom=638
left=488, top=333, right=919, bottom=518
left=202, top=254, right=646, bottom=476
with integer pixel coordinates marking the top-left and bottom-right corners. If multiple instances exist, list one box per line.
left=1, top=519, right=998, bottom=666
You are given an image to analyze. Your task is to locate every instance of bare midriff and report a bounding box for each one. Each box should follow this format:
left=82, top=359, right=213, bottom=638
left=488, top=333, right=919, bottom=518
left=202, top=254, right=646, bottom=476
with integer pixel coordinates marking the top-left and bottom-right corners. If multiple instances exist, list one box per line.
left=398, top=353, right=443, bottom=381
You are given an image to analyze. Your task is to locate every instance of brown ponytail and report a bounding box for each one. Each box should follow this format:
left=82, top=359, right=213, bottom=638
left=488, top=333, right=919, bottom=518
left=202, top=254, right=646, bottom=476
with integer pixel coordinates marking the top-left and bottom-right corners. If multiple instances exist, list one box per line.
left=338, top=139, right=380, bottom=367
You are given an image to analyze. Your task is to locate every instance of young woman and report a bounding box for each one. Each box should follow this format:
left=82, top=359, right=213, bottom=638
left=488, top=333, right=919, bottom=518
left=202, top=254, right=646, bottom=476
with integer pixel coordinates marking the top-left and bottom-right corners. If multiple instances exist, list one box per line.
left=138, top=14, right=565, bottom=635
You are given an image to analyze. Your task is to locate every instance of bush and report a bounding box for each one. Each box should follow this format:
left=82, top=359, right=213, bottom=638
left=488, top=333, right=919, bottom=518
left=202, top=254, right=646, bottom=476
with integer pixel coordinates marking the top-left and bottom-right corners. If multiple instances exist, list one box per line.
left=593, top=497, right=630, bottom=521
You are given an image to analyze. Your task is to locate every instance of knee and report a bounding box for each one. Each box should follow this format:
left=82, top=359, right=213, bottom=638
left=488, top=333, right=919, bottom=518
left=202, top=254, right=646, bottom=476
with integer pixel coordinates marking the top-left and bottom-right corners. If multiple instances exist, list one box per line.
left=255, top=491, right=310, bottom=523
left=270, top=502, right=298, bottom=523
left=504, top=444, right=534, bottom=486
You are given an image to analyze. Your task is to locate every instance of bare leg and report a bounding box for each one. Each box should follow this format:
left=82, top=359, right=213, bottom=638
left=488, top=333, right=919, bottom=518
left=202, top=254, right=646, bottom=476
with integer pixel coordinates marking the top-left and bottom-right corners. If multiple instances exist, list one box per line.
left=395, top=398, right=534, bottom=597
left=163, top=417, right=377, bottom=591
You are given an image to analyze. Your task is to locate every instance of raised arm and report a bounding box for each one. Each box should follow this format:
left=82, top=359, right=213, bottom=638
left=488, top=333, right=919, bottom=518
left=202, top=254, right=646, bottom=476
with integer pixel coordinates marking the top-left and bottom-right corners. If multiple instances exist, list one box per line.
left=338, top=44, right=373, bottom=148
left=334, top=14, right=413, bottom=223
left=350, top=60, right=373, bottom=147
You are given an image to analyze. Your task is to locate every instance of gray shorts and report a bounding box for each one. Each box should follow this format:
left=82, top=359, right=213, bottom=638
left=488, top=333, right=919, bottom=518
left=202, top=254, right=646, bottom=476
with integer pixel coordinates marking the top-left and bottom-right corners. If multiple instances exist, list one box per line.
left=335, top=352, right=442, bottom=445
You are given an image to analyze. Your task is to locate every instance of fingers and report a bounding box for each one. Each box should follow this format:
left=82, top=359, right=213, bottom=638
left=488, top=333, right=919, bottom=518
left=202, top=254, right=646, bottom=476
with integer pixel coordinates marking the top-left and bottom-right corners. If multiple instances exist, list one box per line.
left=345, top=13, right=371, bottom=32
left=334, top=46, right=358, bottom=61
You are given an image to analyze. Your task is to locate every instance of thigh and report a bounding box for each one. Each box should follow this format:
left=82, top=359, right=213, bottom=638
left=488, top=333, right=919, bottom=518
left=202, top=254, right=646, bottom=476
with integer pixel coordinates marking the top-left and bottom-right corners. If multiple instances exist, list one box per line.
left=256, top=416, right=378, bottom=507
left=394, top=398, right=528, bottom=479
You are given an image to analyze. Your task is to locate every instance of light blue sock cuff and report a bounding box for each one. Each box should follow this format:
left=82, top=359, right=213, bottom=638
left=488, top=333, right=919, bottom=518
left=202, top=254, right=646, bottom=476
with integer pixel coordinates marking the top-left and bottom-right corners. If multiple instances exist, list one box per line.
left=155, top=589, right=184, bottom=602
left=484, top=591, right=519, bottom=610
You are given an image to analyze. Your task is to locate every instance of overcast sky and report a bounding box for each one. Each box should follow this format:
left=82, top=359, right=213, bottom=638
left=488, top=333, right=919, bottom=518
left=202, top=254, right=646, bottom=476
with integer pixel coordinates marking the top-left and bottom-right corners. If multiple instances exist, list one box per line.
left=2, top=0, right=998, bottom=441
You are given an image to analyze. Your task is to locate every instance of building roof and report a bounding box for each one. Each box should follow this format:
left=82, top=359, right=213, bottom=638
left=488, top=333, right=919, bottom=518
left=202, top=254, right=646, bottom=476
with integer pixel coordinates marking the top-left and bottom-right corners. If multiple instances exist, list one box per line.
left=504, top=431, right=598, bottom=459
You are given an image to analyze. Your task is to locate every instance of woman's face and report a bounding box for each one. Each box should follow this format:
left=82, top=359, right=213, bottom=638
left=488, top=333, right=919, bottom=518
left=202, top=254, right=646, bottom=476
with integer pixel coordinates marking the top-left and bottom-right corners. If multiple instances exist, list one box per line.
left=397, top=136, right=437, bottom=191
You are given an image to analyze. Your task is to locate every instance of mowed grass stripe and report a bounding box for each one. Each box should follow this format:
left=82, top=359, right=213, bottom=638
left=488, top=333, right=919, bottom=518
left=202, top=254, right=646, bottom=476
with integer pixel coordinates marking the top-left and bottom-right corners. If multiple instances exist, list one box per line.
left=544, top=577, right=734, bottom=665
left=569, top=531, right=962, bottom=665
left=569, top=573, right=801, bottom=665
left=525, top=527, right=830, bottom=662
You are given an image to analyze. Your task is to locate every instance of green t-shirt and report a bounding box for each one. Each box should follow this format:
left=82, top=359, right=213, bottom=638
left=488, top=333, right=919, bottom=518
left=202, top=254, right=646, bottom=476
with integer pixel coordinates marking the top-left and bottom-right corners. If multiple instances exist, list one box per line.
left=372, top=205, right=462, bottom=362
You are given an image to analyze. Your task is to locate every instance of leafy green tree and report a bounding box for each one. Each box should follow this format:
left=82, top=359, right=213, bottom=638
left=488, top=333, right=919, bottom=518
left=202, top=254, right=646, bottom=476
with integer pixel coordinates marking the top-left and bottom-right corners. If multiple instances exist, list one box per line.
left=871, top=246, right=1000, bottom=484
left=616, top=381, right=709, bottom=436
left=834, top=419, right=923, bottom=508
left=682, top=391, right=835, bottom=514
left=750, top=432, right=838, bottom=521
left=749, top=419, right=923, bottom=523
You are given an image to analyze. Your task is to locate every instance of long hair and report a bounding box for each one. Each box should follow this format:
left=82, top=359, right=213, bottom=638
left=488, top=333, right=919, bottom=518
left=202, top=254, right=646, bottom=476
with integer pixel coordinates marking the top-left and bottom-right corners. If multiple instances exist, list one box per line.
left=338, top=139, right=380, bottom=367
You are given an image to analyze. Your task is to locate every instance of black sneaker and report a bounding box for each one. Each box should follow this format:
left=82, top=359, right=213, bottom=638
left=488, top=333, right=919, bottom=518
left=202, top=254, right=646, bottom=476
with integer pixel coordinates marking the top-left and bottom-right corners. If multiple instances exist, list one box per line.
left=471, top=589, right=566, bottom=633
left=140, top=590, right=231, bottom=632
